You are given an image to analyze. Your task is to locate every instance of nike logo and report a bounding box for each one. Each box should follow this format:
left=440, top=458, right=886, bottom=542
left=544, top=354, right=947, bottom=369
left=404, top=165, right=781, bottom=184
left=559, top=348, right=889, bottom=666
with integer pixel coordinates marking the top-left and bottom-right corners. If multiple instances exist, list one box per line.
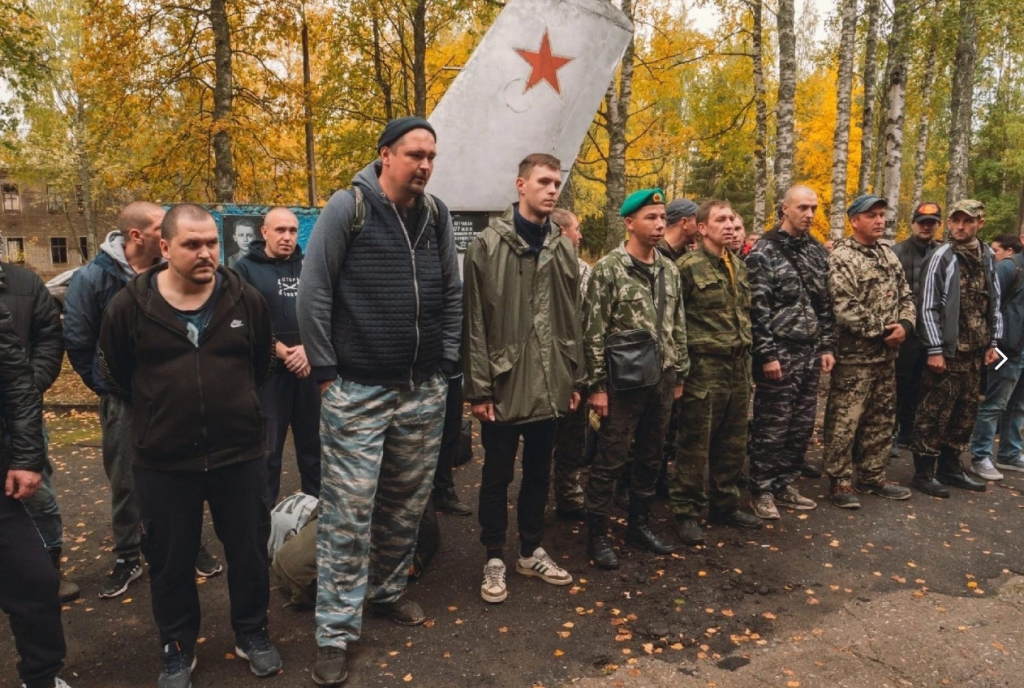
left=231, top=320, right=244, bottom=328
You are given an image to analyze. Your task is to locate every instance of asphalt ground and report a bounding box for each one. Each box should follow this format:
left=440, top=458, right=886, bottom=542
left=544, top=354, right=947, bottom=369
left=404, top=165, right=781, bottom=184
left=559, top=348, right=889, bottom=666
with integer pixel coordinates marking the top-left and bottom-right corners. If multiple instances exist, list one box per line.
left=3, top=394, right=1023, bottom=688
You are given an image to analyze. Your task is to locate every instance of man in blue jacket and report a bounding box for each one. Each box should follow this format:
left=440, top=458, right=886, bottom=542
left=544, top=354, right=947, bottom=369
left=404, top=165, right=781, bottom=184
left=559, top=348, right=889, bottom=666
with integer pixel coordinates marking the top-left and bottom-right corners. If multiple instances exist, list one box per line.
left=234, top=207, right=321, bottom=504
left=64, top=202, right=221, bottom=599
left=911, top=199, right=1002, bottom=496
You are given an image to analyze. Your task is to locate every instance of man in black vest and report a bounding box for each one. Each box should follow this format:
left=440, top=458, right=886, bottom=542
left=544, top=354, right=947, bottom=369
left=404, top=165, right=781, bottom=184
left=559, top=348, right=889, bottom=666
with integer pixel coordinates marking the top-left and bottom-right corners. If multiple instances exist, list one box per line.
left=234, top=207, right=321, bottom=504
left=298, top=117, right=462, bottom=686
left=892, top=202, right=942, bottom=452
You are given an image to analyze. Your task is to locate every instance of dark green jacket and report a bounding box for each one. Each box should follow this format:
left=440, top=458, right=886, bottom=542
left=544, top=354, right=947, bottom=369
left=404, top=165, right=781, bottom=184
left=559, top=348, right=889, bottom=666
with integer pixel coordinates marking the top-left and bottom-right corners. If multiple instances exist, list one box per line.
left=462, top=206, right=584, bottom=424
left=677, top=245, right=753, bottom=357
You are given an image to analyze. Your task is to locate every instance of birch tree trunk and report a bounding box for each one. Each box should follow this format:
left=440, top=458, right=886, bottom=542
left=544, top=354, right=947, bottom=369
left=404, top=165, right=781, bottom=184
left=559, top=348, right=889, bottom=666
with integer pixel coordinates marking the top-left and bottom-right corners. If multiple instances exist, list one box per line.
left=774, top=0, right=796, bottom=193
left=881, top=0, right=910, bottom=238
left=751, top=0, right=768, bottom=232
left=210, top=0, right=235, bottom=203
left=603, top=0, right=634, bottom=253
left=857, top=0, right=881, bottom=194
left=946, top=0, right=978, bottom=209
left=910, top=29, right=939, bottom=210
left=828, top=0, right=858, bottom=239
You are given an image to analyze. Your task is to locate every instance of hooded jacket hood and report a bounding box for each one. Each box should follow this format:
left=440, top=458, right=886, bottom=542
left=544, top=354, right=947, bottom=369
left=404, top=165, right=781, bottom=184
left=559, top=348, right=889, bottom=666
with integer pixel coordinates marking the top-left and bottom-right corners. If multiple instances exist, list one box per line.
left=99, top=231, right=136, bottom=281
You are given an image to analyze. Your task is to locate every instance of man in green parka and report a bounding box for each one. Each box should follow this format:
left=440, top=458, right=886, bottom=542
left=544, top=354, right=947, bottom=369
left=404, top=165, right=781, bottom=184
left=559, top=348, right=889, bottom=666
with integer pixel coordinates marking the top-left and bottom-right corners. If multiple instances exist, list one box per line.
left=463, top=153, right=584, bottom=604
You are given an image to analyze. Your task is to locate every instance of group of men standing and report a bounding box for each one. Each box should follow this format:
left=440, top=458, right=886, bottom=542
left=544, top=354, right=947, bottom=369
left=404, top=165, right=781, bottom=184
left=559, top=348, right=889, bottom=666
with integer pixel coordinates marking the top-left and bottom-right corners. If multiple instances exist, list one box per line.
left=2, top=112, right=1022, bottom=688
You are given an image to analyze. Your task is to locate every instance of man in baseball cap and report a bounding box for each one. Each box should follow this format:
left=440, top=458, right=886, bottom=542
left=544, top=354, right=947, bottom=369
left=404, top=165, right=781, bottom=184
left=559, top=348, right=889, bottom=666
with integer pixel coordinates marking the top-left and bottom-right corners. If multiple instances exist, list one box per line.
left=657, top=198, right=700, bottom=262
left=892, top=202, right=943, bottom=455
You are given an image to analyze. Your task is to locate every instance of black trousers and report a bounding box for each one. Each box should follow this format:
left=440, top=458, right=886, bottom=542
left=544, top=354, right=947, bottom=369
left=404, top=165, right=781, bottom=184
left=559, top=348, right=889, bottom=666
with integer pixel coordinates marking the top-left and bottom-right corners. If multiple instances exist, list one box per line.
left=259, top=372, right=322, bottom=503
left=0, top=489, right=65, bottom=688
left=478, top=419, right=557, bottom=550
left=135, top=459, right=271, bottom=653
left=895, top=342, right=926, bottom=441
left=432, top=374, right=464, bottom=495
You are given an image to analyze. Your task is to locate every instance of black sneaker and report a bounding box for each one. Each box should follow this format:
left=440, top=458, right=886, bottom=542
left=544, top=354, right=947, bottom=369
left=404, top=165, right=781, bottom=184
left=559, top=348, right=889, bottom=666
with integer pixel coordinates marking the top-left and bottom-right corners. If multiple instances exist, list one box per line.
left=370, top=597, right=426, bottom=626
left=708, top=509, right=763, bottom=529
left=830, top=481, right=861, bottom=509
left=434, top=488, right=472, bottom=516
left=555, top=506, right=586, bottom=521
left=195, top=543, right=223, bottom=578
left=158, top=642, right=195, bottom=688
left=312, top=646, right=347, bottom=686
left=99, top=557, right=142, bottom=599
left=235, top=629, right=283, bottom=677
left=798, top=462, right=823, bottom=479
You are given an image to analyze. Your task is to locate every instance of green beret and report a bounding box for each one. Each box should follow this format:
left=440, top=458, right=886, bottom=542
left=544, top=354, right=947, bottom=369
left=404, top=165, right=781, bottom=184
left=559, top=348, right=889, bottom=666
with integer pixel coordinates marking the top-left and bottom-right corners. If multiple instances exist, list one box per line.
left=620, top=188, right=666, bottom=217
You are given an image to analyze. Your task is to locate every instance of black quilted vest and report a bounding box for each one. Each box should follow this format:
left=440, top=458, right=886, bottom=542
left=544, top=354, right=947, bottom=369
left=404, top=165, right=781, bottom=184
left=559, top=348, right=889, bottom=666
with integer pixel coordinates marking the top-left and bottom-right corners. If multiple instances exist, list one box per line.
left=335, top=186, right=447, bottom=386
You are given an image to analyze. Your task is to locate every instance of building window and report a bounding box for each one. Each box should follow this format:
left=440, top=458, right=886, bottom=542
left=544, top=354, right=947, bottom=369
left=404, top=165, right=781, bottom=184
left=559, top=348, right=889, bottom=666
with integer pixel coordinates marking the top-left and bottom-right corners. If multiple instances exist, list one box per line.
left=46, top=184, right=65, bottom=213
left=78, top=236, right=89, bottom=261
left=6, top=238, right=25, bottom=264
left=1, top=184, right=19, bottom=212
left=50, top=237, right=68, bottom=265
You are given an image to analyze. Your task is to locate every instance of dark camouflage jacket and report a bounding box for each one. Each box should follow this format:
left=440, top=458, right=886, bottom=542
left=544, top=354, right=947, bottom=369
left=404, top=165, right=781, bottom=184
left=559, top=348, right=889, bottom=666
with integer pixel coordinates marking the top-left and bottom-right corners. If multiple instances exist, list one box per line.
left=583, top=245, right=688, bottom=392
left=745, top=227, right=835, bottom=363
left=677, top=245, right=752, bottom=357
left=827, top=237, right=916, bottom=364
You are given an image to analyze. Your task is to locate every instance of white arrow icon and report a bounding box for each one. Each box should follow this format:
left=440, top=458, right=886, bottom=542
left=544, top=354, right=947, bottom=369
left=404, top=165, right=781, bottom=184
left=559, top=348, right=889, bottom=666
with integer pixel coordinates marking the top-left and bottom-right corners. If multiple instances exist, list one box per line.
left=995, top=348, right=1009, bottom=370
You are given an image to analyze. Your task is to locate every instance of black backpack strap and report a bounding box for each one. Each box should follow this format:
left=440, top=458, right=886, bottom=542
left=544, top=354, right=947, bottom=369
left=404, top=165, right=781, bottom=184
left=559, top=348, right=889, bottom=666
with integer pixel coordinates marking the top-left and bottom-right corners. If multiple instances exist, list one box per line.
left=655, top=265, right=667, bottom=345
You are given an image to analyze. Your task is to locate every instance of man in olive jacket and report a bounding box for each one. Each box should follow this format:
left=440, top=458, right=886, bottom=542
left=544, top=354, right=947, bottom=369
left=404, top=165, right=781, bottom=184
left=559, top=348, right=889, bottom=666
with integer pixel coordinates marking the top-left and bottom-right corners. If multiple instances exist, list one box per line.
left=463, top=153, right=583, bottom=604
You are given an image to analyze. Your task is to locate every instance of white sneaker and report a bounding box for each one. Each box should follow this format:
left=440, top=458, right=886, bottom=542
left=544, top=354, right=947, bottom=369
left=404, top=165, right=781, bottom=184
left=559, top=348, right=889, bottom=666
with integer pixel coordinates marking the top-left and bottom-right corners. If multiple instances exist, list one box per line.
left=751, top=493, right=780, bottom=520
left=971, top=457, right=1004, bottom=481
left=996, top=455, right=1024, bottom=473
left=515, top=547, right=573, bottom=586
left=481, top=559, right=508, bottom=603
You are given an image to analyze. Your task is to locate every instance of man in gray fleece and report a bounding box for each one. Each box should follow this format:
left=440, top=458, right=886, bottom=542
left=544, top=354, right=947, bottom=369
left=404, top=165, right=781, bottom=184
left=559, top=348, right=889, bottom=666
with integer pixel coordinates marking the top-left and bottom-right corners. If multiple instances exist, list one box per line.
left=297, top=117, right=462, bottom=687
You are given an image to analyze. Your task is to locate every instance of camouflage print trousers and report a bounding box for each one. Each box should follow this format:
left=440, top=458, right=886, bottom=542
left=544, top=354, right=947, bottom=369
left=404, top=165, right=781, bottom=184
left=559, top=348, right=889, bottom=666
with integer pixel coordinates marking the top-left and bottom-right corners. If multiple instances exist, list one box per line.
left=315, top=373, right=447, bottom=650
left=912, top=353, right=983, bottom=458
left=552, top=391, right=588, bottom=512
left=585, top=370, right=676, bottom=517
left=823, top=361, right=895, bottom=485
left=749, top=343, right=821, bottom=496
left=670, top=354, right=750, bottom=518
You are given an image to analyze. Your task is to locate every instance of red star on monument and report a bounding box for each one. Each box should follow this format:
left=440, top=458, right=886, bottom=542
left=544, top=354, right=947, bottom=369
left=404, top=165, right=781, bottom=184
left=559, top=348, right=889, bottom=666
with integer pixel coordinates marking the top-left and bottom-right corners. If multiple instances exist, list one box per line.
left=515, top=30, right=574, bottom=95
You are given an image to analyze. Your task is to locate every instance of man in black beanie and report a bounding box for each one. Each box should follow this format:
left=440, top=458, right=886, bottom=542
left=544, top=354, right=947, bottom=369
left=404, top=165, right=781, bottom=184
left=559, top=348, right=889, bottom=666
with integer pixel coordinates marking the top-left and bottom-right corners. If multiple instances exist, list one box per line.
left=298, top=116, right=461, bottom=686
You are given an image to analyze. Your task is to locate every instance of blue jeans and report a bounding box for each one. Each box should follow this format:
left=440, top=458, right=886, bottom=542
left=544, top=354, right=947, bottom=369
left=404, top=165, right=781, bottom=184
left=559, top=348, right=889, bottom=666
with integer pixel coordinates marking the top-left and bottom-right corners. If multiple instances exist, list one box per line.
left=969, top=356, right=1024, bottom=462
left=22, top=423, right=63, bottom=558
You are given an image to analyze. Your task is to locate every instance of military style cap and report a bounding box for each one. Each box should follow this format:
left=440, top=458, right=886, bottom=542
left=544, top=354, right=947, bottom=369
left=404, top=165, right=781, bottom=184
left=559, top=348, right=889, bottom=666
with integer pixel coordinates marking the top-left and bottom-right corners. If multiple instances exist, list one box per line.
left=948, top=199, right=985, bottom=219
left=666, top=198, right=699, bottom=224
left=846, top=194, right=888, bottom=217
left=912, top=202, right=942, bottom=223
left=620, top=188, right=665, bottom=217
left=377, top=116, right=436, bottom=151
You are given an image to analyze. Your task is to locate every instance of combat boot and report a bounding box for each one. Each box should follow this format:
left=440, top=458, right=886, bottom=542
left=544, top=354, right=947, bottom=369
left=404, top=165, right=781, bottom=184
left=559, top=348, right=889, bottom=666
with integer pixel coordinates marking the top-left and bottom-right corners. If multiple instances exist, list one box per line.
left=911, top=454, right=949, bottom=498
left=936, top=447, right=986, bottom=492
left=586, top=515, right=619, bottom=570
left=625, top=498, right=674, bottom=554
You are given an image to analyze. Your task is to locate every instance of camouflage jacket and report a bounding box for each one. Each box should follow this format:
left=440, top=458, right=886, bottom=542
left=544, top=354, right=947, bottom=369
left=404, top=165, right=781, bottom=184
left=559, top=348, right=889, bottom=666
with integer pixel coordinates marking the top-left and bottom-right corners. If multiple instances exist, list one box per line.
left=584, top=245, right=688, bottom=392
left=745, top=227, right=835, bottom=363
left=677, top=245, right=753, bottom=357
left=827, top=237, right=916, bottom=364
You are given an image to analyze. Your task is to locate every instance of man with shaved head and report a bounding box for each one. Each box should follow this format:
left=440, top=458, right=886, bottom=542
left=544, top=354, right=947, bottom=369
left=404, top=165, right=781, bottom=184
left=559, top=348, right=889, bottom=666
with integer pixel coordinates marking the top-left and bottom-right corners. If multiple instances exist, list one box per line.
left=64, top=201, right=223, bottom=601
left=235, top=207, right=321, bottom=503
left=744, top=185, right=835, bottom=520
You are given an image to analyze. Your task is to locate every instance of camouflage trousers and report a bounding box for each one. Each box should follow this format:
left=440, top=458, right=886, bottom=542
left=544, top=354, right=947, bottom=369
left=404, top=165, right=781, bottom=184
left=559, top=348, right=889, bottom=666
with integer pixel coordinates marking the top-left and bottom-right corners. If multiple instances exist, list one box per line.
left=670, top=354, right=750, bottom=518
left=552, top=391, right=588, bottom=512
left=315, top=373, right=447, bottom=650
left=749, top=343, right=821, bottom=496
left=585, top=370, right=676, bottom=517
left=912, top=353, right=983, bottom=457
left=823, top=361, right=895, bottom=485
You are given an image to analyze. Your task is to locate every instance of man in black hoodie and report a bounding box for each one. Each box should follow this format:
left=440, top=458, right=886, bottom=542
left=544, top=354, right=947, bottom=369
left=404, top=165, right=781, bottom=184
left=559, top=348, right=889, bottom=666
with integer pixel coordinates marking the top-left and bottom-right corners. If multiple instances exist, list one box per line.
left=235, top=207, right=321, bottom=504
left=99, top=204, right=281, bottom=688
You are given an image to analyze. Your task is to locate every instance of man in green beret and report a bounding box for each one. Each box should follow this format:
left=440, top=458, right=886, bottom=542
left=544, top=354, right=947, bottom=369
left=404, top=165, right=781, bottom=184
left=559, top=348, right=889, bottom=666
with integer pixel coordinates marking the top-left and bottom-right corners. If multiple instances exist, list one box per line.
left=583, top=188, right=687, bottom=569
left=671, top=200, right=761, bottom=546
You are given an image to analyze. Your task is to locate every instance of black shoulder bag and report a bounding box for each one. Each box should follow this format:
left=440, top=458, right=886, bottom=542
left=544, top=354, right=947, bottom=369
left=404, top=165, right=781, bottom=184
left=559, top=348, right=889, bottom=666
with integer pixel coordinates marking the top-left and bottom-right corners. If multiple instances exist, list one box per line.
left=604, top=268, right=666, bottom=392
